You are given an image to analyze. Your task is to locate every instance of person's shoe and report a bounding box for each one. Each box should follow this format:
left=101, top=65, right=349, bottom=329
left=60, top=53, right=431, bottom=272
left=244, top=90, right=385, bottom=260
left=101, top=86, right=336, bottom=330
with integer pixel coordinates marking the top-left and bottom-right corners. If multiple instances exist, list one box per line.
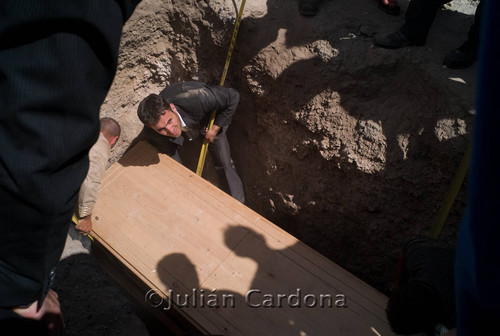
left=374, top=30, right=418, bottom=49
left=443, top=44, right=477, bottom=69
left=299, top=0, right=322, bottom=17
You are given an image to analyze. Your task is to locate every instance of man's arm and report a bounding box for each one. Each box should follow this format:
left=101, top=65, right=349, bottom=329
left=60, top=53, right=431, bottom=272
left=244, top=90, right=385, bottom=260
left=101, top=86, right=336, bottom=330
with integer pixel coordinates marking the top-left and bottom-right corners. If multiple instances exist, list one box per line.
left=202, top=85, right=240, bottom=129
left=76, top=134, right=110, bottom=235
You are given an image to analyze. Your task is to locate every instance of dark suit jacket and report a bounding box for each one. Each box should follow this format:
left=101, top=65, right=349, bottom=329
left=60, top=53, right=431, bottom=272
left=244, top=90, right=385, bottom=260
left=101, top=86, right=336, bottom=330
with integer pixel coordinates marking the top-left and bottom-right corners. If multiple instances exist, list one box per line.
left=159, top=81, right=240, bottom=131
left=0, top=0, right=140, bottom=312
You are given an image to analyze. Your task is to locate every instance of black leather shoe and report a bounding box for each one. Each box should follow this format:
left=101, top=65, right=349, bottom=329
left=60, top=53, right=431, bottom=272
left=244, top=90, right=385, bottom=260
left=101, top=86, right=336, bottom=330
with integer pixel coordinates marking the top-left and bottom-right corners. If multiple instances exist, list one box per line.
left=299, top=0, right=322, bottom=16
left=374, top=30, right=417, bottom=49
left=443, top=46, right=477, bottom=69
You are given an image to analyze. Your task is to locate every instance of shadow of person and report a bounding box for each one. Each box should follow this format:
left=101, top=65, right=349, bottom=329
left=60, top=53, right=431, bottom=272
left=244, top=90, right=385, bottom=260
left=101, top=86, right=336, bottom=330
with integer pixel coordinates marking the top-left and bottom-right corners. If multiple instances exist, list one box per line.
left=114, top=129, right=163, bottom=168
left=157, top=253, right=200, bottom=296
left=229, top=13, right=472, bottom=291
left=123, top=0, right=475, bottom=304
left=156, top=248, right=319, bottom=335
left=129, top=126, right=179, bottom=158
left=120, top=126, right=217, bottom=185
left=127, top=127, right=220, bottom=189
left=227, top=0, right=475, bottom=170
left=156, top=253, right=246, bottom=336
left=221, top=225, right=351, bottom=336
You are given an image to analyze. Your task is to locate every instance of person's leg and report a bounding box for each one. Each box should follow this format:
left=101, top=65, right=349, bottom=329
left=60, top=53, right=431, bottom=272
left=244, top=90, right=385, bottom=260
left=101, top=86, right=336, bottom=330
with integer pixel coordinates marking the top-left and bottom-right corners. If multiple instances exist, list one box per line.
left=443, top=0, right=483, bottom=69
left=466, top=0, right=483, bottom=48
left=400, top=0, right=445, bottom=44
left=375, top=0, right=448, bottom=49
left=208, top=130, right=245, bottom=203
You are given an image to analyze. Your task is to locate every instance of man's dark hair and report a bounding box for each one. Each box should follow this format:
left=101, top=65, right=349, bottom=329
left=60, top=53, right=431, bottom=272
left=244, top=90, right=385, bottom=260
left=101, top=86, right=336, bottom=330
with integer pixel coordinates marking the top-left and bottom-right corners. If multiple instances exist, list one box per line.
left=385, top=284, right=440, bottom=335
left=100, top=117, right=120, bottom=138
left=137, top=94, right=170, bottom=126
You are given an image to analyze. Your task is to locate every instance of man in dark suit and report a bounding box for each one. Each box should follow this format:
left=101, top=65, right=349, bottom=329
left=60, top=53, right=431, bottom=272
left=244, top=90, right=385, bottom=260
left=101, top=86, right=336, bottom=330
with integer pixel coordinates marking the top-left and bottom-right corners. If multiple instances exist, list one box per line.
left=0, top=0, right=141, bottom=333
left=137, top=81, right=245, bottom=203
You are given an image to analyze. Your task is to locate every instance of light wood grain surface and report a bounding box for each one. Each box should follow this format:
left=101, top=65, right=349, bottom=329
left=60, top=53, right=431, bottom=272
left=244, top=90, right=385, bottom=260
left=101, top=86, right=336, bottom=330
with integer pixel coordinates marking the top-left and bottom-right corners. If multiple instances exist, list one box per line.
left=92, top=141, right=395, bottom=336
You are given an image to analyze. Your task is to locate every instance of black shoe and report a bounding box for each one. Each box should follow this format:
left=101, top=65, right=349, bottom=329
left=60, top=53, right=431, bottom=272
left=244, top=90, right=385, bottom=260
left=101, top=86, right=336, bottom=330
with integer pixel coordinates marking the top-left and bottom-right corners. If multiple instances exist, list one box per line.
left=299, top=0, right=322, bottom=17
left=443, top=45, right=477, bottom=69
left=374, top=30, right=419, bottom=49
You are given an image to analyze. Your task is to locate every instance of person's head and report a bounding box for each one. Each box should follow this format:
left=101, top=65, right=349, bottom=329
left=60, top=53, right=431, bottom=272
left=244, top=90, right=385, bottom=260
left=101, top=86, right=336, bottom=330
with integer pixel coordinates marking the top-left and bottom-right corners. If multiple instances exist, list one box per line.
left=137, top=94, right=182, bottom=138
left=100, top=117, right=120, bottom=148
left=385, top=284, right=440, bottom=335
left=224, top=225, right=267, bottom=259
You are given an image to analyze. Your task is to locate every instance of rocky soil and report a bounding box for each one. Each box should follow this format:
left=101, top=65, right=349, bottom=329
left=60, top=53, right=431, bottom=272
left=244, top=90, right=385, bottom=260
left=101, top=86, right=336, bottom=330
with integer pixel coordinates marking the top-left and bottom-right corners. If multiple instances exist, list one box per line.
left=56, top=0, right=480, bottom=334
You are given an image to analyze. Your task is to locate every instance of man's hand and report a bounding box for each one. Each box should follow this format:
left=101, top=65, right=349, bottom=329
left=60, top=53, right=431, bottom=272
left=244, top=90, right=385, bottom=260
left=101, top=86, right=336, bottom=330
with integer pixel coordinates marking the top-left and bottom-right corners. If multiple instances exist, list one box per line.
left=205, top=125, right=221, bottom=143
left=13, top=289, right=64, bottom=336
left=75, top=215, right=92, bottom=236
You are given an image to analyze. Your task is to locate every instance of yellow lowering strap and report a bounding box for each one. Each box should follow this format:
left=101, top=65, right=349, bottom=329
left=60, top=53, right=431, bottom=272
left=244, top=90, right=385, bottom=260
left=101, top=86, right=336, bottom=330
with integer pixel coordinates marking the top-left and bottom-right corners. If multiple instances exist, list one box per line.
left=196, top=0, right=247, bottom=176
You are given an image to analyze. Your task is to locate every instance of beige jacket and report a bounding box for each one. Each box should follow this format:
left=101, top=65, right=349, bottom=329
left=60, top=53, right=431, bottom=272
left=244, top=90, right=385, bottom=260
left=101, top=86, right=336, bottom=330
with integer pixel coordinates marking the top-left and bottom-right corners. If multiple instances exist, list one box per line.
left=77, top=133, right=111, bottom=218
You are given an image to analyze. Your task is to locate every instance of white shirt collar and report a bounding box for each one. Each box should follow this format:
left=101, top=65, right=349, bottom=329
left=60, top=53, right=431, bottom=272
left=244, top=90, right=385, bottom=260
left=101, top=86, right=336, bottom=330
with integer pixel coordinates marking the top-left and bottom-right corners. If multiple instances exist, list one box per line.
left=173, top=108, right=186, bottom=127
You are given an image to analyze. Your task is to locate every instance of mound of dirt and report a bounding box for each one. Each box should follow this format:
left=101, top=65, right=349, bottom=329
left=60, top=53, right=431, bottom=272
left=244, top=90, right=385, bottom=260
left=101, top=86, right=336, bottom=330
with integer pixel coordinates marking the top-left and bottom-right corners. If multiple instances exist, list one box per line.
left=59, top=0, right=479, bottom=334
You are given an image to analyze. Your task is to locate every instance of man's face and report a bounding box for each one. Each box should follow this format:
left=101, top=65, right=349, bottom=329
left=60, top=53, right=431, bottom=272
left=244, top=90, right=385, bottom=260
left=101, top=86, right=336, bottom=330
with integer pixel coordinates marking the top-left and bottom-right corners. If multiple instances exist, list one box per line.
left=152, top=109, right=182, bottom=138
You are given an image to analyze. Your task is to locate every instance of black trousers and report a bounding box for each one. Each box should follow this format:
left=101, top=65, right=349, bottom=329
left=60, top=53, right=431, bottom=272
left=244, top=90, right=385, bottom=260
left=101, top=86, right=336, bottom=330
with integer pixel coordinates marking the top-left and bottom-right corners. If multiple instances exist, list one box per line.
left=166, top=128, right=246, bottom=204
left=401, top=0, right=482, bottom=47
left=208, top=128, right=245, bottom=203
left=0, top=0, right=139, bottom=313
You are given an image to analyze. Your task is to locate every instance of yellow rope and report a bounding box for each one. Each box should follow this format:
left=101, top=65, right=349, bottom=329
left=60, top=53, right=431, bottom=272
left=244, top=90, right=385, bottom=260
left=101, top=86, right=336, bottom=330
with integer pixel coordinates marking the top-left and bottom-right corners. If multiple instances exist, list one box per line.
left=196, top=0, right=247, bottom=176
left=428, top=142, right=471, bottom=239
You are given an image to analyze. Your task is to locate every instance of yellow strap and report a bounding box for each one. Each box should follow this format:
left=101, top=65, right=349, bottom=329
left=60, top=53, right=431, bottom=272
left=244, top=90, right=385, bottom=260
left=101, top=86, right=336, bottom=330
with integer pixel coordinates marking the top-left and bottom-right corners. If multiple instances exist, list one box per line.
left=428, top=142, right=471, bottom=239
left=71, top=213, right=78, bottom=225
left=196, top=0, right=247, bottom=176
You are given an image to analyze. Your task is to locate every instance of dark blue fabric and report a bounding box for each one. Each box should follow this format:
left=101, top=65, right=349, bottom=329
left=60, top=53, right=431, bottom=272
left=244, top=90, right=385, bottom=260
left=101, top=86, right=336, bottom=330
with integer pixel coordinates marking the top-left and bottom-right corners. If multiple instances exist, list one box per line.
left=455, top=0, right=500, bottom=334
